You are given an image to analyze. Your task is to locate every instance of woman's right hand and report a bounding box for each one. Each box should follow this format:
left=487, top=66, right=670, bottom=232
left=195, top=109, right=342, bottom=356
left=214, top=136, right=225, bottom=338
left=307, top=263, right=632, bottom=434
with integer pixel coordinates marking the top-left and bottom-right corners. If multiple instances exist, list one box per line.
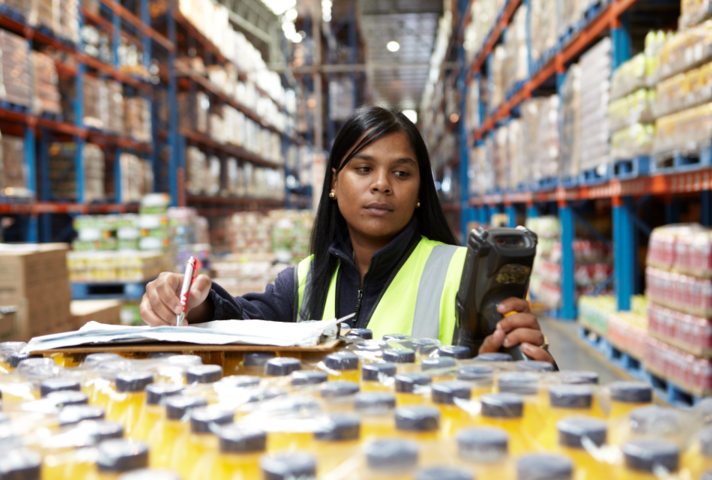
left=140, top=272, right=213, bottom=326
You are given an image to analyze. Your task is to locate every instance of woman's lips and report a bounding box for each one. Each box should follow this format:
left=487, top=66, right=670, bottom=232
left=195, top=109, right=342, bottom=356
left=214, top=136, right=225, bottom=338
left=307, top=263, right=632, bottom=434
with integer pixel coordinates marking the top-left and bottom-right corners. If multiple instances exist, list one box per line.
left=364, top=203, right=393, bottom=216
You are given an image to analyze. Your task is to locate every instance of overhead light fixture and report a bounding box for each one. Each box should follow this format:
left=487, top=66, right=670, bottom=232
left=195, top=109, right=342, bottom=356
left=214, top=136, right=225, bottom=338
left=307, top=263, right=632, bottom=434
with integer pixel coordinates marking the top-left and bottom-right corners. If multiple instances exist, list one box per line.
left=284, top=8, right=298, bottom=22
left=402, top=109, right=418, bottom=124
left=322, top=0, right=332, bottom=22
left=387, top=41, right=400, bottom=52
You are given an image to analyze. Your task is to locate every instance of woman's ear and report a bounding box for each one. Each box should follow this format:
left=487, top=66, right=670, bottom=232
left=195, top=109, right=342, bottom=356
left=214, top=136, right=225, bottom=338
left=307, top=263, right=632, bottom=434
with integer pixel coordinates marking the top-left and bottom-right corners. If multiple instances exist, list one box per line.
left=330, top=168, right=338, bottom=192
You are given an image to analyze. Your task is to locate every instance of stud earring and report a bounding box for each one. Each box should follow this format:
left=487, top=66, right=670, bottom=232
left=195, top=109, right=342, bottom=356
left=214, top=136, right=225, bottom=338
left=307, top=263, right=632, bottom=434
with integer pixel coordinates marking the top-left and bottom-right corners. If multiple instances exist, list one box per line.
left=416, top=202, right=421, bottom=208
left=329, top=191, right=336, bottom=199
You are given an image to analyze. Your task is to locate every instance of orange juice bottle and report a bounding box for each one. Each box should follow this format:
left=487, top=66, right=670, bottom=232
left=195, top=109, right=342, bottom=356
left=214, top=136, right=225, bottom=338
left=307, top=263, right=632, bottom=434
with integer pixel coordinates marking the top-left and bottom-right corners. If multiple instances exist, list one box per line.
left=479, top=393, right=533, bottom=454
left=612, top=405, right=686, bottom=449
left=556, top=417, right=611, bottom=478
left=475, top=352, right=513, bottom=362
left=261, top=396, right=321, bottom=452
left=185, top=365, right=223, bottom=385
left=324, top=352, right=360, bottom=383
left=40, top=378, right=81, bottom=397
left=395, top=405, right=441, bottom=442
left=351, top=340, right=388, bottom=361
left=320, top=381, right=360, bottom=412
left=383, top=348, right=417, bottom=372
left=515, top=360, right=554, bottom=373
left=291, top=371, right=328, bottom=388
left=456, top=427, right=513, bottom=479
left=361, top=362, right=396, bottom=392
left=515, top=453, right=573, bottom=480
left=260, top=453, right=317, bottom=480
left=83, top=353, right=123, bottom=367
left=383, top=333, right=413, bottom=347
left=222, top=352, right=244, bottom=376
left=132, top=383, right=184, bottom=442
left=438, top=346, right=472, bottom=360
left=218, top=375, right=261, bottom=389
left=609, top=381, right=652, bottom=420
left=414, top=466, right=474, bottom=480
left=353, top=392, right=396, bottom=440
left=497, top=372, right=545, bottom=438
left=311, top=413, right=361, bottom=476
left=243, top=352, right=277, bottom=377
left=362, top=438, right=419, bottom=480
left=211, top=426, right=266, bottom=480
left=682, top=425, right=712, bottom=479
left=1, top=448, right=41, bottom=479
left=411, top=338, right=441, bottom=356
left=90, top=360, right=134, bottom=409
left=9, top=353, right=46, bottom=372
left=48, top=390, right=90, bottom=408
left=155, top=354, right=203, bottom=383
left=58, top=405, right=106, bottom=427
left=540, top=385, right=599, bottom=449
left=94, top=439, right=149, bottom=479
left=346, top=328, right=373, bottom=340
left=559, top=370, right=599, bottom=385
left=456, top=365, right=494, bottom=398
left=173, top=406, right=234, bottom=474
left=149, top=395, right=207, bottom=468
left=395, top=373, right=431, bottom=406
left=421, top=357, right=457, bottom=383
left=619, top=438, right=679, bottom=480
left=109, top=371, right=154, bottom=436
left=265, top=358, right=302, bottom=377
left=431, top=381, right=475, bottom=438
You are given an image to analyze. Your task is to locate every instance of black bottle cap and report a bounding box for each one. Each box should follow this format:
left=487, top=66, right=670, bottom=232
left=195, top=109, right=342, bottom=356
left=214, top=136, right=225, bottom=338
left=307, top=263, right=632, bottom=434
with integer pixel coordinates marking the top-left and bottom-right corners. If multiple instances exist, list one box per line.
left=383, top=333, right=413, bottom=344
left=623, top=438, right=679, bottom=473
left=0, top=448, right=41, bottom=480
left=325, top=352, right=359, bottom=371
left=320, top=381, right=360, bottom=399
left=365, top=439, right=419, bottom=471
left=165, top=395, right=208, bottom=420
left=58, top=405, right=105, bottom=426
left=498, top=372, right=538, bottom=395
left=395, top=373, right=432, bottom=393
left=219, top=425, right=266, bottom=453
left=219, top=375, right=261, bottom=389
left=560, top=370, right=599, bottom=385
left=481, top=393, right=524, bottom=419
left=244, top=352, right=276, bottom=367
left=261, top=453, right=317, bottom=480
left=84, top=353, right=122, bottom=366
left=421, top=357, right=457, bottom=372
left=549, top=385, right=593, bottom=409
left=432, top=381, right=472, bottom=405
left=15, top=356, right=50, bottom=371
left=347, top=328, right=372, bottom=340
left=47, top=390, right=89, bottom=408
left=700, top=426, right=712, bottom=457
left=146, top=383, right=184, bottom=406
left=353, top=340, right=388, bottom=352
left=185, top=365, right=223, bottom=384
left=456, top=427, right=509, bottom=462
left=40, top=378, right=81, bottom=397
left=475, top=352, right=513, bottom=362
left=165, top=355, right=202, bottom=366
left=97, top=439, right=149, bottom=472
left=265, top=358, right=302, bottom=377
left=629, top=406, right=684, bottom=436
left=190, top=407, right=234, bottom=434
left=516, top=361, right=554, bottom=372
left=354, top=392, right=396, bottom=415
left=314, top=413, right=360, bottom=441
left=395, top=406, right=440, bottom=432
left=383, top=348, right=416, bottom=364
left=362, top=362, right=397, bottom=381
left=291, top=371, right=328, bottom=386
left=117, top=470, right=180, bottom=480
left=411, top=338, right=441, bottom=356
left=516, top=454, right=573, bottom=480
left=438, top=346, right=471, bottom=360
left=416, top=467, right=473, bottom=480
left=557, top=417, right=607, bottom=449
left=78, top=420, right=125, bottom=442
left=610, top=381, right=652, bottom=403
left=116, top=371, right=154, bottom=392
left=457, top=365, right=494, bottom=382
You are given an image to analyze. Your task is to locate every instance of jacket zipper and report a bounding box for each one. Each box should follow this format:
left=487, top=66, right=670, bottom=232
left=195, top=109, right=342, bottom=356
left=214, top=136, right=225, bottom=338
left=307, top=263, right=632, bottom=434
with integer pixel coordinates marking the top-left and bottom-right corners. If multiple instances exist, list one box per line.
left=354, top=289, right=364, bottom=321
left=334, top=250, right=372, bottom=325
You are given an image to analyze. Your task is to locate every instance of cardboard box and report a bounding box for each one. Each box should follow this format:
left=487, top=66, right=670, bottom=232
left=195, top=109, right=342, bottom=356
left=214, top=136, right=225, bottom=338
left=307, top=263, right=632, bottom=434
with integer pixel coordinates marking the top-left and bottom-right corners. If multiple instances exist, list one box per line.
left=0, top=243, right=70, bottom=303
left=70, top=300, right=122, bottom=330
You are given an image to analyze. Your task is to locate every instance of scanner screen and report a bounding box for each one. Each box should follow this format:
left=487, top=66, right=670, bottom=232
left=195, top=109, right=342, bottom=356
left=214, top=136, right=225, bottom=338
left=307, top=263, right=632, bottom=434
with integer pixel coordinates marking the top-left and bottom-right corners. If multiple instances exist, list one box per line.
left=495, top=264, right=531, bottom=284
left=494, top=235, right=527, bottom=248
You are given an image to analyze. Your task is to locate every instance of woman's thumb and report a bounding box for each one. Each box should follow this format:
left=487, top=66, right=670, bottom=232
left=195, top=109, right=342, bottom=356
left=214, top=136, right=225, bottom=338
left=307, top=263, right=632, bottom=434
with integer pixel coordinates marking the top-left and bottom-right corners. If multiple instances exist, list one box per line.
left=187, top=275, right=212, bottom=310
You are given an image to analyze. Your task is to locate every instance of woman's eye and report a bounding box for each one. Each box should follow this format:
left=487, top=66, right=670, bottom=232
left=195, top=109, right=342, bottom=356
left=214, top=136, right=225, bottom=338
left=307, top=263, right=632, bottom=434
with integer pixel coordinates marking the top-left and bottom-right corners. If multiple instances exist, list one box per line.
left=355, top=166, right=371, bottom=173
left=394, top=170, right=410, bottom=177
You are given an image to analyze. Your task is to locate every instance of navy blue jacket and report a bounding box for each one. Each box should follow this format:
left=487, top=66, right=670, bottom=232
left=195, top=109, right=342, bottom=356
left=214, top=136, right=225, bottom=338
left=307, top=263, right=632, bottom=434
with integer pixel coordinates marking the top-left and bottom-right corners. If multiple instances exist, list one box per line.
left=208, top=217, right=421, bottom=329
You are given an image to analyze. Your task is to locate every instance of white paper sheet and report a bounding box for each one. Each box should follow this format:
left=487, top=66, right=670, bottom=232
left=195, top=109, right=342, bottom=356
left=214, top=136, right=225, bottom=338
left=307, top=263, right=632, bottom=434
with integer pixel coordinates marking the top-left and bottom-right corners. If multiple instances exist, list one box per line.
left=24, top=318, right=340, bottom=353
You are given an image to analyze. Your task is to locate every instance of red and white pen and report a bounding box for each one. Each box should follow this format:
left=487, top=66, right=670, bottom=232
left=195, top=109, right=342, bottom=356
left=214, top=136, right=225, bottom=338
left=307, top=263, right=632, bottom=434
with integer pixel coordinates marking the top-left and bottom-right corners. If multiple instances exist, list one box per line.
left=177, top=256, right=200, bottom=327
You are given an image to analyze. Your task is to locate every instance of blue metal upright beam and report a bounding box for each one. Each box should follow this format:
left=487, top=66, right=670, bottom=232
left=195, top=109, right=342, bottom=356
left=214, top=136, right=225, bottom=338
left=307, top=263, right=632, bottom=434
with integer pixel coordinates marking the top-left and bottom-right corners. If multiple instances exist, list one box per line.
left=527, top=203, right=539, bottom=219
left=559, top=202, right=576, bottom=320
left=613, top=196, right=634, bottom=311
left=506, top=205, right=516, bottom=228
left=457, top=0, right=470, bottom=244
left=141, top=0, right=151, bottom=71
left=24, top=117, right=37, bottom=242
left=115, top=148, right=123, bottom=203
left=167, top=0, right=179, bottom=206
left=112, top=10, right=121, bottom=69
left=611, top=12, right=632, bottom=70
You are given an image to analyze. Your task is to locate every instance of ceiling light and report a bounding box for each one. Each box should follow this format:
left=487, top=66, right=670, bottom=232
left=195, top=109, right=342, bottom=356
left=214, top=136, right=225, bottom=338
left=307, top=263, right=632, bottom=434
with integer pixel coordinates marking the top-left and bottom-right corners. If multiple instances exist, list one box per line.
left=284, top=8, right=298, bottom=21
left=402, top=109, right=418, bottom=123
left=263, top=0, right=296, bottom=15
left=387, top=41, right=400, bottom=52
left=323, top=12, right=331, bottom=22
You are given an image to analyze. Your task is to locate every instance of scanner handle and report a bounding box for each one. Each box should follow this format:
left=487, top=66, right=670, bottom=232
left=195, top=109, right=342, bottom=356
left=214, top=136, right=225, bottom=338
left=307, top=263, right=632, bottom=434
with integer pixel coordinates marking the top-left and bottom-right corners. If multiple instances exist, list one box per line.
left=494, top=311, right=534, bottom=361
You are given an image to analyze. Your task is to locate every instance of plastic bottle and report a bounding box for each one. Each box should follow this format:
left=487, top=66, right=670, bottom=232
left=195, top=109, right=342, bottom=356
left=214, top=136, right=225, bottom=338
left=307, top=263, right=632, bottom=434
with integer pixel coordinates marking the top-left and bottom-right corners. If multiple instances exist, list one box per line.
left=497, top=372, right=545, bottom=438
left=556, top=417, right=611, bottom=478
left=457, top=365, right=495, bottom=398
left=421, top=357, right=457, bottom=383
left=265, top=357, right=302, bottom=377
left=133, top=383, right=183, bottom=442
left=185, top=365, right=223, bottom=385
left=222, top=352, right=243, bottom=376
left=609, top=381, right=652, bottom=420
left=438, top=346, right=472, bottom=360
left=559, top=370, right=599, bottom=385
left=384, top=334, right=414, bottom=349
left=311, top=413, right=361, bottom=476
left=456, top=427, right=514, bottom=479
left=619, top=438, right=679, bottom=480
left=241, top=352, right=277, bottom=377
left=515, top=453, right=574, bottom=480
left=362, top=438, right=419, bottom=480
left=478, top=393, right=533, bottom=454
left=320, top=381, right=360, bottom=412
left=682, top=425, right=712, bottom=479
left=58, top=405, right=106, bottom=427
left=291, top=371, right=328, bottom=388
left=174, top=406, right=234, bottom=475
left=149, top=395, right=207, bottom=468
left=361, top=362, right=397, bottom=392
left=210, top=426, right=266, bottom=480
left=0, top=448, right=41, bottom=480
left=431, top=381, right=474, bottom=437
left=347, top=328, right=373, bottom=340
left=88, top=360, right=134, bottom=409
left=40, top=378, right=81, bottom=397
left=475, top=353, right=513, bottom=362
left=411, top=338, right=442, bottom=358
left=262, top=397, right=321, bottom=451
left=539, top=385, right=599, bottom=449
left=415, top=466, right=473, bottom=480
left=384, top=348, right=417, bottom=373
left=515, top=361, right=554, bottom=373
left=155, top=355, right=203, bottom=383
left=395, top=405, right=441, bottom=442
left=395, top=372, right=432, bottom=406
left=84, top=353, right=123, bottom=367
left=353, top=392, right=397, bottom=440
left=107, top=371, right=153, bottom=436
left=94, top=439, right=149, bottom=480
left=118, top=469, right=180, bottom=480
left=324, top=352, right=360, bottom=383
left=260, top=452, right=317, bottom=480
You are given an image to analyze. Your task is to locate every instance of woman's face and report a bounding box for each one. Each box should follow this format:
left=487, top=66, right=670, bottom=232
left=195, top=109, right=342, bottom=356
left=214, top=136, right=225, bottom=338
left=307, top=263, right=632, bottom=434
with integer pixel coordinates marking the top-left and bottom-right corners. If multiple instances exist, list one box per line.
left=331, top=130, right=421, bottom=244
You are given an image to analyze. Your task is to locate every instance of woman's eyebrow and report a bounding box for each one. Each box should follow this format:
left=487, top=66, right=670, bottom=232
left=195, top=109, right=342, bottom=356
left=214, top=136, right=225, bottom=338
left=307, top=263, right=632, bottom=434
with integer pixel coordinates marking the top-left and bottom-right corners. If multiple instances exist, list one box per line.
left=353, top=153, right=375, bottom=161
left=395, top=157, right=417, bottom=166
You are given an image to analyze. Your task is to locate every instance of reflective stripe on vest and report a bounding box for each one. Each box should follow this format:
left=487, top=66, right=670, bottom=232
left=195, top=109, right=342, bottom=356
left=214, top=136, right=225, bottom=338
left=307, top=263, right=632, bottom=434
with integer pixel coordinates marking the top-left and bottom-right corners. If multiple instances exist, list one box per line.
left=294, top=237, right=467, bottom=344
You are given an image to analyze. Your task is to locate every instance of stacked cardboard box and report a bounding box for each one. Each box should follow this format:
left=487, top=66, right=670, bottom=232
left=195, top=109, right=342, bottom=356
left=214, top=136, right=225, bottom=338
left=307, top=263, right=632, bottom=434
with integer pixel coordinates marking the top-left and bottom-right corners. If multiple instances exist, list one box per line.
left=125, top=96, right=151, bottom=143
left=70, top=299, right=122, bottom=330
left=0, top=243, right=72, bottom=340
left=120, top=153, right=153, bottom=203
left=0, top=30, right=31, bottom=108
left=0, top=134, right=29, bottom=196
left=31, top=51, right=61, bottom=115
left=580, top=38, right=612, bottom=172
left=48, top=142, right=105, bottom=201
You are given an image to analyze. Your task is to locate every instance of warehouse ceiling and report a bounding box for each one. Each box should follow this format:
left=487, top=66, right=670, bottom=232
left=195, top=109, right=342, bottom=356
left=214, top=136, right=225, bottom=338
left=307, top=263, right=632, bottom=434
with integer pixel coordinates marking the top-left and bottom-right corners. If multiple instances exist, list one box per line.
left=358, top=0, right=443, bottom=110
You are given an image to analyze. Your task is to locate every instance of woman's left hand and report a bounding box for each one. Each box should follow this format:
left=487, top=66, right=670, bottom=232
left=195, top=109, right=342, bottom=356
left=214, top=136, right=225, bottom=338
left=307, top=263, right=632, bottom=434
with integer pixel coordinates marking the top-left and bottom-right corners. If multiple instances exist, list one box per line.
left=478, top=297, right=554, bottom=363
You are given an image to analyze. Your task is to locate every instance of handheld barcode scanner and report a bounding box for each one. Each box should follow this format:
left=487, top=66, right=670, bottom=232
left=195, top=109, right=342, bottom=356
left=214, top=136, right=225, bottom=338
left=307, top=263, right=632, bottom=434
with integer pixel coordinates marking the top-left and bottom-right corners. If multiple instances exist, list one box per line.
left=453, top=226, right=538, bottom=360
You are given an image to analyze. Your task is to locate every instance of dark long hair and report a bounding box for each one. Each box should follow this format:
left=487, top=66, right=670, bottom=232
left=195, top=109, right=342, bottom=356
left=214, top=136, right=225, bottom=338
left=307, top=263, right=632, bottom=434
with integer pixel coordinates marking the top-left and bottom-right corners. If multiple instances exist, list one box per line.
left=306, top=106, right=458, bottom=319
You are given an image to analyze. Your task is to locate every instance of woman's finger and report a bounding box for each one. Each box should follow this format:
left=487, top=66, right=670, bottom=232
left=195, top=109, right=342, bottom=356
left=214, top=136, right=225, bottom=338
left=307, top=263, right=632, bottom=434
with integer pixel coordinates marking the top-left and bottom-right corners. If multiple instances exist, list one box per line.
left=503, top=328, right=545, bottom=349
left=497, top=297, right=531, bottom=315
left=187, top=275, right=212, bottom=311
left=478, top=328, right=505, bottom=354
left=139, top=297, right=172, bottom=327
left=148, top=285, right=181, bottom=325
left=159, top=276, right=183, bottom=315
left=497, top=313, right=540, bottom=334
left=521, top=342, right=554, bottom=364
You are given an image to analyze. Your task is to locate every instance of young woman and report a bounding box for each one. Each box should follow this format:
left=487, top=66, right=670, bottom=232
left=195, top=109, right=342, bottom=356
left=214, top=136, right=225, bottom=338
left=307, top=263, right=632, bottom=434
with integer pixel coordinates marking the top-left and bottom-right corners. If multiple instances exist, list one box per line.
left=140, top=106, right=553, bottom=362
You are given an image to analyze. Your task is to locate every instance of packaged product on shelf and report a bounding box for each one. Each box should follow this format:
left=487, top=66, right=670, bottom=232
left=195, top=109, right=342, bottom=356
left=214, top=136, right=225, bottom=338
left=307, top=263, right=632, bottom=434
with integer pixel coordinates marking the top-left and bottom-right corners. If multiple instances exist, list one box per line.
left=608, top=89, right=656, bottom=132
left=117, top=214, right=140, bottom=251
left=0, top=29, right=31, bottom=108
left=653, top=102, right=712, bottom=157
left=468, top=145, right=487, bottom=198
left=493, top=125, right=508, bottom=191
left=610, top=123, right=655, bottom=160
left=185, top=146, right=208, bottom=195
left=534, top=95, right=561, bottom=181
left=120, top=153, right=153, bottom=203
left=139, top=193, right=171, bottom=214
left=488, top=46, right=506, bottom=111
left=557, top=0, right=586, bottom=39
left=0, top=134, right=30, bottom=197
left=48, top=142, right=105, bottom=202
left=464, top=0, right=506, bottom=60
left=117, top=41, right=150, bottom=80
left=139, top=213, right=170, bottom=252
left=529, top=0, right=558, bottom=66
left=502, top=4, right=529, bottom=96
left=465, top=77, right=482, bottom=132
left=645, top=336, right=712, bottom=393
left=81, top=25, right=111, bottom=64
left=125, top=96, right=151, bottom=143
left=610, top=31, right=666, bottom=102
left=72, top=215, right=118, bottom=252
left=270, top=209, right=314, bottom=263
left=658, top=22, right=712, bottom=82
left=560, top=65, right=582, bottom=180
left=67, top=250, right=172, bottom=282
left=681, top=0, right=712, bottom=30
left=656, top=60, right=712, bottom=118
left=580, top=37, right=612, bottom=173
left=177, top=91, right=209, bottom=134
left=228, top=211, right=272, bottom=256
left=578, top=294, right=617, bottom=334
left=207, top=155, right=220, bottom=196
left=506, top=120, right=523, bottom=190
left=648, top=303, right=712, bottom=356
left=168, top=207, right=211, bottom=273
left=30, top=51, right=61, bottom=115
